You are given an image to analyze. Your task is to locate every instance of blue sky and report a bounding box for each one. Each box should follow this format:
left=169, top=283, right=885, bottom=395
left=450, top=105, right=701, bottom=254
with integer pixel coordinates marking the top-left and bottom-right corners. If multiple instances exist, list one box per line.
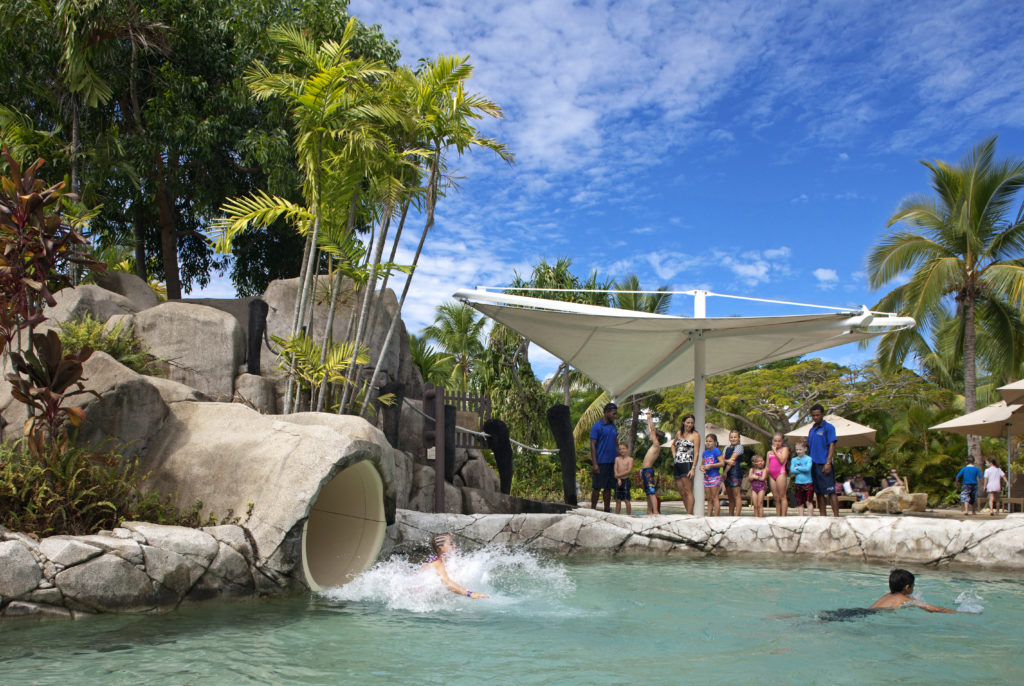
left=203, top=0, right=1024, bottom=381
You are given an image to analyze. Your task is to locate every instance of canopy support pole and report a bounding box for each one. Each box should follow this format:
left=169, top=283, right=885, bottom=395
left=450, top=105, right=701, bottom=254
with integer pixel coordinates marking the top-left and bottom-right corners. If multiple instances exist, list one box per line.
left=693, top=332, right=706, bottom=517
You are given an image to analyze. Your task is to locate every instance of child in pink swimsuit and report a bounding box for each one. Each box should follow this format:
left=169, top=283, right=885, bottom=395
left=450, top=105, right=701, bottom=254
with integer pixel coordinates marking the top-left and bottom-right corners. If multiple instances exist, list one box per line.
left=748, top=455, right=767, bottom=518
left=767, top=433, right=789, bottom=516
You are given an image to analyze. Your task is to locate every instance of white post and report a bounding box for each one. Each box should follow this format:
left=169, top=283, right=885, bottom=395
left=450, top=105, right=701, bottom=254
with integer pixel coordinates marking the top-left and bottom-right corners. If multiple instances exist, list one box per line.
left=693, top=332, right=706, bottom=517
left=694, top=290, right=707, bottom=318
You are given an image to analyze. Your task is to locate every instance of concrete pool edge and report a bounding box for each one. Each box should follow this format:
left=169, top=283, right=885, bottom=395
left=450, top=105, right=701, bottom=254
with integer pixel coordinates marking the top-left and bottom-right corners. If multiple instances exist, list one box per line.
left=384, top=509, right=1024, bottom=570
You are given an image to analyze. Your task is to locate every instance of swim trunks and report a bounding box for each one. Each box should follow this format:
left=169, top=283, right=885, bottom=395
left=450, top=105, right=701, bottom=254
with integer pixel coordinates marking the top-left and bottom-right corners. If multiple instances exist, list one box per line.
left=641, top=467, right=657, bottom=495
left=614, top=478, right=631, bottom=501
left=724, top=445, right=744, bottom=487
left=750, top=479, right=766, bottom=493
left=960, top=483, right=977, bottom=504
left=704, top=473, right=722, bottom=488
left=811, top=462, right=836, bottom=495
left=795, top=482, right=814, bottom=506
left=818, top=608, right=879, bottom=622
left=592, top=462, right=616, bottom=491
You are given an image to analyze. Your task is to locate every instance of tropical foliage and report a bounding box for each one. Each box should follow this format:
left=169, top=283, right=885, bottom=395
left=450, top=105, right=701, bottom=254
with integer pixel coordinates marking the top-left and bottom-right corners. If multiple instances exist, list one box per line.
left=868, top=136, right=1024, bottom=459
left=58, top=314, right=160, bottom=375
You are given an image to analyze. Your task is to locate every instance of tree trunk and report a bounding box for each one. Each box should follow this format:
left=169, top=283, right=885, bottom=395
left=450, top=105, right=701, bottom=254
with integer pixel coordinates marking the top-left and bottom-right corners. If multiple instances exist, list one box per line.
left=963, top=293, right=980, bottom=461
left=563, top=364, right=571, bottom=407
left=154, top=151, right=181, bottom=300
left=628, top=394, right=640, bottom=454
left=358, top=151, right=441, bottom=417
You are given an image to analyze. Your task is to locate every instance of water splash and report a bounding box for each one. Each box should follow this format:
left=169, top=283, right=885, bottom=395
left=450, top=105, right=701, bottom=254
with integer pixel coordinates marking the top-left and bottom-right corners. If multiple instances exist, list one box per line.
left=321, top=546, right=574, bottom=614
left=954, top=589, right=985, bottom=614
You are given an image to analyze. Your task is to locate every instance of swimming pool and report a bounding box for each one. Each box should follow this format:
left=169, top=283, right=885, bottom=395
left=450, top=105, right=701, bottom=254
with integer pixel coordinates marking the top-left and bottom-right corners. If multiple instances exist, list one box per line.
left=1, top=551, right=1019, bottom=685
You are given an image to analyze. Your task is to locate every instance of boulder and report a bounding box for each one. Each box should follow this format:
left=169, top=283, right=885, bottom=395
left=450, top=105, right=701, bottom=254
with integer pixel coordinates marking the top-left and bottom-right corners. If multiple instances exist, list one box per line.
left=46, top=284, right=139, bottom=324
left=233, top=373, right=278, bottom=414
left=396, top=398, right=426, bottom=457
left=55, top=553, right=160, bottom=611
left=93, top=272, right=160, bottom=312
left=458, top=458, right=501, bottom=493
left=0, top=541, right=42, bottom=598
left=135, top=302, right=245, bottom=399
left=1, top=351, right=207, bottom=458
left=407, top=463, right=463, bottom=513
left=461, top=487, right=519, bottom=515
left=261, top=277, right=419, bottom=397
left=38, top=538, right=103, bottom=569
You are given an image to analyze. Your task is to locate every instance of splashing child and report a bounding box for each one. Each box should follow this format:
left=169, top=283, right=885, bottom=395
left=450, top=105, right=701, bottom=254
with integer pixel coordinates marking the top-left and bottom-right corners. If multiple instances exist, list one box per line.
left=423, top=534, right=488, bottom=599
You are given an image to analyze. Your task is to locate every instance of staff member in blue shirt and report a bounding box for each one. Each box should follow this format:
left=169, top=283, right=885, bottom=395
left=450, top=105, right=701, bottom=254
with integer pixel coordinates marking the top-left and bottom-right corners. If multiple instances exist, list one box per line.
left=589, top=402, right=619, bottom=512
left=807, top=404, right=840, bottom=517
left=955, top=456, right=982, bottom=516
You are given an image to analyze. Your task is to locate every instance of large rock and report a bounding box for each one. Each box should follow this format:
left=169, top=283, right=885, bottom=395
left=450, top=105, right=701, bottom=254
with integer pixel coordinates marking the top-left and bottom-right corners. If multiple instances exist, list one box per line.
left=0, top=351, right=207, bottom=457
left=262, top=277, right=422, bottom=400
left=233, top=373, right=278, bottom=414
left=55, top=553, right=160, bottom=611
left=46, top=284, right=139, bottom=324
left=0, top=541, right=42, bottom=598
left=407, top=463, right=463, bottom=514
left=458, top=457, right=501, bottom=493
left=135, top=302, right=245, bottom=399
left=93, top=272, right=160, bottom=312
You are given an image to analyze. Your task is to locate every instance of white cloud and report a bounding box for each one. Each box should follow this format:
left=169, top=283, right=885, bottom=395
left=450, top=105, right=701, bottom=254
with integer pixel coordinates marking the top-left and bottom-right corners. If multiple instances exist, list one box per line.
left=813, top=268, right=840, bottom=289
left=790, top=193, right=809, bottom=204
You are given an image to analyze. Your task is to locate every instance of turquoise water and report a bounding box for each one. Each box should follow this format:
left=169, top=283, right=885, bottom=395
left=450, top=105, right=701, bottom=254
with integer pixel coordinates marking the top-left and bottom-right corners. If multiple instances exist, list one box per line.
left=1, top=550, right=1021, bottom=685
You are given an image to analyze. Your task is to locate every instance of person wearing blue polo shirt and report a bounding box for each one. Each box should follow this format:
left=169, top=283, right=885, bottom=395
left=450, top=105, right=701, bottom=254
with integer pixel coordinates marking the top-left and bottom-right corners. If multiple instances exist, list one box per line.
left=589, top=402, right=619, bottom=512
left=955, top=456, right=982, bottom=515
left=807, top=404, right=840, bottom=517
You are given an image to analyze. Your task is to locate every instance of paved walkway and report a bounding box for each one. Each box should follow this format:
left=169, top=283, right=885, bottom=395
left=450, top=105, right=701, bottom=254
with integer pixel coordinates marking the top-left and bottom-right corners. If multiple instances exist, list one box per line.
left=580, top=500, right=1014, bottom=521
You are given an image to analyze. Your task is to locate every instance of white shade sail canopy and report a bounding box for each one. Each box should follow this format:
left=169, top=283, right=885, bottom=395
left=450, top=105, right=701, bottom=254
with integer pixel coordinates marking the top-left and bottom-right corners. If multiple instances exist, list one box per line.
left=454, top=289, right=916, bottom=400
left=785, top=414, right=877, bottom=447
left=704, top=423, right=760, bottom=447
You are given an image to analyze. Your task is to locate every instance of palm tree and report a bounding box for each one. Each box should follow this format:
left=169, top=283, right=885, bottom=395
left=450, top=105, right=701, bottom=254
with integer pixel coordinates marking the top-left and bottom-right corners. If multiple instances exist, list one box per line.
left=868, top=136, right=1024, bottom=461
left=212, top=21, right=392, bottom=412
left=361, top=56, right=512, bottom=413
left=409, top=333, right=454, bottom=387
left=423, top=301, right=486, bottom=392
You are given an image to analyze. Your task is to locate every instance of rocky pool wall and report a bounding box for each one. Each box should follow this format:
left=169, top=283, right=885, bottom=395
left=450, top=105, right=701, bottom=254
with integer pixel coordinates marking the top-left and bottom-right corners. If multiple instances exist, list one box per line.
left=385, top=509, right=1024, bottom=569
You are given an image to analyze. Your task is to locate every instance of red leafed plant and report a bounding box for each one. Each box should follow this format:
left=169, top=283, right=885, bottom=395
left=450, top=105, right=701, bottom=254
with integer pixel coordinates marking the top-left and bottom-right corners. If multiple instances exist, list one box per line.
left=1, top=148, right=104, bottom=452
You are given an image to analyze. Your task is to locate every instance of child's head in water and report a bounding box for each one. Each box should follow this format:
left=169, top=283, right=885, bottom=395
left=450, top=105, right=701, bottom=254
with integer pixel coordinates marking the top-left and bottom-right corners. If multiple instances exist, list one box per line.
left=429, top=534, right=455, bottom=557
left=889, top=568, right=915, bottom=594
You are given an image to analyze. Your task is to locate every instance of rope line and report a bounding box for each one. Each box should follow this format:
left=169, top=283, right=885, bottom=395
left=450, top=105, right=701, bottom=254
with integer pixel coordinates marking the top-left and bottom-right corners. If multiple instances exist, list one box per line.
left=401, top=397, right=558, bottom=455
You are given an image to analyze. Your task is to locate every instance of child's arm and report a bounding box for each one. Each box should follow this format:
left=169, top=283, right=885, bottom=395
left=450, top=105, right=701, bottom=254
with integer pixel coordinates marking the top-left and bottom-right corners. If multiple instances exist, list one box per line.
left=910, top=599, right=960, bottom=613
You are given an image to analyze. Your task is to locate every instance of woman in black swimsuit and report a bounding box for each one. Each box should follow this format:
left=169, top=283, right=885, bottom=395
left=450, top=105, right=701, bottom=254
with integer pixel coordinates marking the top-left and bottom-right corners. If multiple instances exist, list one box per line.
left=673, top=413, right=700, bottom=514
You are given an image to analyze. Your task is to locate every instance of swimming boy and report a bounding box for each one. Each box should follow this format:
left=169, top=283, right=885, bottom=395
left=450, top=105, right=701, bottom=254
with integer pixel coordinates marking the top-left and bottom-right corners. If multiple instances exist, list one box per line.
left=870, top=569, right=958, bottom=613
left=613, top=442, right=634, bottom=515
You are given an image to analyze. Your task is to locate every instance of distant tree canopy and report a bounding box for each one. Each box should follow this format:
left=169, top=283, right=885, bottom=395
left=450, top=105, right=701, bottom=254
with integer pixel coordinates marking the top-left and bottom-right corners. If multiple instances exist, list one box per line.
left=0, top=0, right=399, bottom=298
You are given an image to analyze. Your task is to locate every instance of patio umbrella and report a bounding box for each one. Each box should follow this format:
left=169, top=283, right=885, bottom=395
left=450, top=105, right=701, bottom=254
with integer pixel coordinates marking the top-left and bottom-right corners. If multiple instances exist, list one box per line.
left=997, top=380, right=1024, bottom=406
left=785, top=414, right=877, bottom=447
left=455, top=287, right=913, bottom=514
left=931, top=400, right=1024, bottom=501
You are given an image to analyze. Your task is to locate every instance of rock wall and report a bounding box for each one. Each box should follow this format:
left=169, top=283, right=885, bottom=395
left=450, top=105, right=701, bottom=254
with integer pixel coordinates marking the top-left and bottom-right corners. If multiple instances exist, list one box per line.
left=0, top=522, right=268, bottom=619
left=385, top=510, right=1024, bottom=569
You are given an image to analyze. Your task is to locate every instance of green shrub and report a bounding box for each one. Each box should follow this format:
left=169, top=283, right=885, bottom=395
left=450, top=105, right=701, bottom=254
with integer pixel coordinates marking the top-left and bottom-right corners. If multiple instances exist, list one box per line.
left=58, top=314, right=161, bottom=375
left=0, top=439, right=202, bottom=536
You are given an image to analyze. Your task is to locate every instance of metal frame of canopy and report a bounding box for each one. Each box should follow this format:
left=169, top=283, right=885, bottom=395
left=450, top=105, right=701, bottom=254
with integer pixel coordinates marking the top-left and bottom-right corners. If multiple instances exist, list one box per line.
left=454, top=287, right=915, bottom=515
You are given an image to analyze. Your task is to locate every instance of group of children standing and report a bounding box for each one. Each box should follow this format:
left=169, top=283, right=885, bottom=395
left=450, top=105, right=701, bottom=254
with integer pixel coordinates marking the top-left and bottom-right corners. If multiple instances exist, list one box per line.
left=607, top=412, right=826, bottom=517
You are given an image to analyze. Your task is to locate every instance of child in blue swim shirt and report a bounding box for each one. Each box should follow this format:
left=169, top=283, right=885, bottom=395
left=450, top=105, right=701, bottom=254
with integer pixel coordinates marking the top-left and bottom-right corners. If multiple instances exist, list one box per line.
left=700, top=434, right=724, bottom=517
